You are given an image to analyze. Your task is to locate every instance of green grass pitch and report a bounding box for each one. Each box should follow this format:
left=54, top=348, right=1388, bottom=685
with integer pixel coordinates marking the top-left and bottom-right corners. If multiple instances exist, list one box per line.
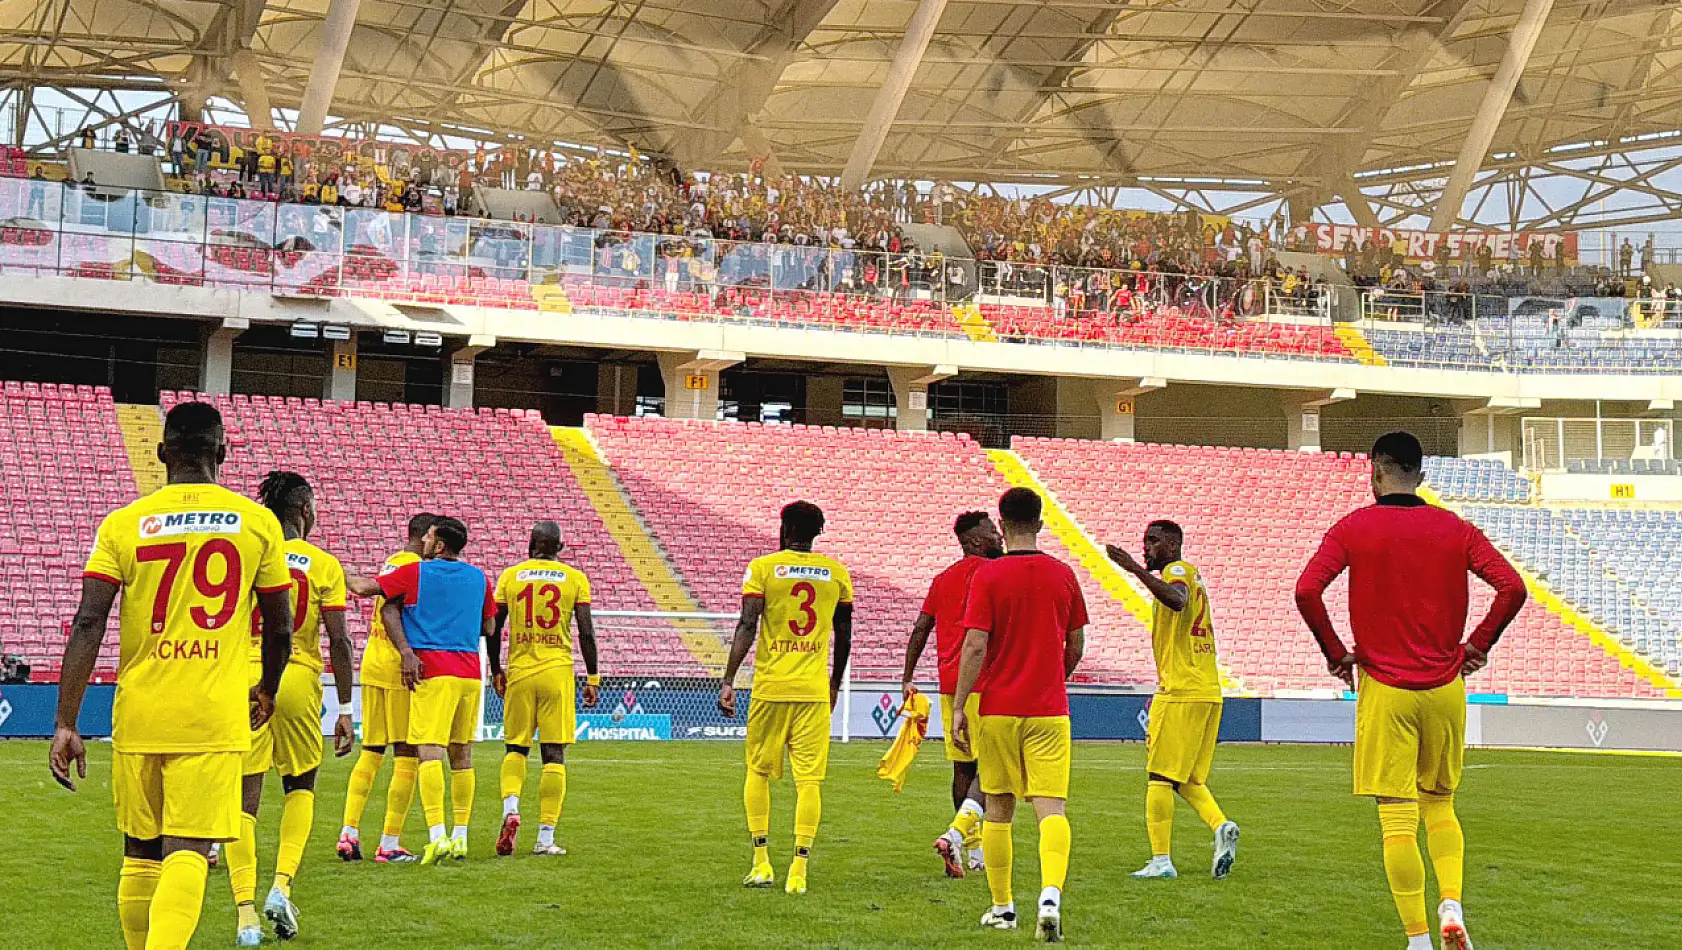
left=4, top=740, right=1677, bottom=948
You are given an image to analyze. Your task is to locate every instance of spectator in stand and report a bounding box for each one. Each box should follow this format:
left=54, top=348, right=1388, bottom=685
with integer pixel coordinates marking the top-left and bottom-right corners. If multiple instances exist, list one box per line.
left=113, top=128, right=132, bottom=154
left=1619, top=239, right=1634, bottom=279
left=79, top=127, right=95, bottom=150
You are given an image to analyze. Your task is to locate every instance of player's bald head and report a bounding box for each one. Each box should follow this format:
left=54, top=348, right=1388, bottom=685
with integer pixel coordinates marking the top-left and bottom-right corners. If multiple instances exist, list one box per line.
left=529, top=520, right=562, bottom=558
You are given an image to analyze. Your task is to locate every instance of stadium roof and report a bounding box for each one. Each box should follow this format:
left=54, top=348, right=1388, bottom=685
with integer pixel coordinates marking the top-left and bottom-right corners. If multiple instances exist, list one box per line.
left=5, top=0, right=1682, bottom=229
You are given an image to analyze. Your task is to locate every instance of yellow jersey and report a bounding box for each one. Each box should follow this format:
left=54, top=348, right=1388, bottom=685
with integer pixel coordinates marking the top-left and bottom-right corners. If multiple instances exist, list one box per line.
left=82, top=483, right=291, bottom=754
left=495, top=558, right=591, bottom=685
left=361, top=549, right=419, bottom=690
left=1150, top=560, right=1222, bottom=702
left=277, top=537, right=348, bottom=673
left=741, top=549, right=854, bottom=703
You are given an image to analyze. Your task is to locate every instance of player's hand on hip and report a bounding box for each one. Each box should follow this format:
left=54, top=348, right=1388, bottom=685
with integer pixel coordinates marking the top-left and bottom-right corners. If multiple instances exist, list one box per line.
left=249, top=687, right=276, bottom=730
left=951, top=709, right=972, bottom=756
left=582, top=682, right=599, bottom=708
left=333, top=714, right=356, bottom=757
left=49, top=725, right=86, bottom=792
left=717, top=682, right=737, bottom=718
left=1328, top=655, right=1357, bottom=689
left=400, top=650, right=422, bottom=690
left=1461, top=644, right=1489, bottom=676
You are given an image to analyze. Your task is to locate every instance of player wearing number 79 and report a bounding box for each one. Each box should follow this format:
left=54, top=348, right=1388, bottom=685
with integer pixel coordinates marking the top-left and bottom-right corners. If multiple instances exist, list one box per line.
left=51, top=401, right=295, bottom=950
left=717, top=501, right=854, bottom=896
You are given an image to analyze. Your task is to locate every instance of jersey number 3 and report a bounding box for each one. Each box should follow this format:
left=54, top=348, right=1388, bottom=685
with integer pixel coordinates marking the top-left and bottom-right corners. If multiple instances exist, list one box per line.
left=787, top=581, right=818, bottom=637
left=516, top=583, right=565, bottom=630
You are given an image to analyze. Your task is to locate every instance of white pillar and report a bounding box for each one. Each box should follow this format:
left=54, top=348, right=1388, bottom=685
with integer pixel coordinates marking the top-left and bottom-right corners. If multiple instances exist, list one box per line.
left=230, top=49, right=274, bottom=131
left=838, top=0, right=949, bottom=191
left=200, top=319, right=246, bottom=395
left=445, top=334, right=496, bottom=410
left=1428, top=0, right=1555, bottom=231
left=1096, top=377, right=1164, bottom=442
left=325, top=337, right=357, bottom=403
left=295, top=0, right=363, bottom=136
left=657, top=350, right=742, bottom=420
left=887, top=364, right=954, bottom=432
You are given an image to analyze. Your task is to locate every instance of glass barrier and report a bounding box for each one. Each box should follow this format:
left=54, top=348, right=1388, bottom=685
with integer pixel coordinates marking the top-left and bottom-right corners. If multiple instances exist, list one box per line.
left=1, top=180, right=1676, bottom=371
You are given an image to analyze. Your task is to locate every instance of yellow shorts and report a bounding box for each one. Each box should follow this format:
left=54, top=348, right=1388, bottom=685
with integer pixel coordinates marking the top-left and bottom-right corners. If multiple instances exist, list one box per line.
left=977, top=714, right=1071, bottom=801
left=745, top=699, right=830, bottom=784
left=1354, top=675, right=1466, bottom=800
left=112, top=750, right=243, bottom=842
left=361, top=684, right=410, bottom=748
left=1146, top=699, right=1222, bottom=785
left=940, top=693, right=983, bottom=764
left=504, top=667, right=578, bottom=747
left=245, top=664, right=324, bottom=777
left=409, top=675, right=481, bottom=747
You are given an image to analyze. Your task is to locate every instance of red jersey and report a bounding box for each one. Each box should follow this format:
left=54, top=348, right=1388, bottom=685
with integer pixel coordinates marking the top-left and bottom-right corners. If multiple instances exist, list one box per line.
left=921, top=555, right=988, bottom=695
left=1294, top=494, right=1526, bottom=691
left=961, top=551, right=1089, bottom=718
left=377, top=560, right=497, bottom=680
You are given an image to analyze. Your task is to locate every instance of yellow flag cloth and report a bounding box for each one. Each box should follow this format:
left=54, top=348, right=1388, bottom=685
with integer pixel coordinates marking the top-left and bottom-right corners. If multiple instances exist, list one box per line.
left=876, top=692, right=931, bottom=793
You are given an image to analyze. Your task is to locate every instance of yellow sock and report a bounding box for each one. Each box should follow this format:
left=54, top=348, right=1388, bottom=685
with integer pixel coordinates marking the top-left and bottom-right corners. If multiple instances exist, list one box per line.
left=539, top=764, right=567, bottom=827
left=1039, top=813, right=1071, bottom=892
left=1178, top=782, right=1228, bottom=830
left=236, top=901, right=261, bottom=932
left=451, top=767, right=476, bottom=831
left=1146, top=780, right=1175, bottom=857
left=981, top=821, right=1014, bottom=908
left=418, top=759, right=447, bottom=831
left=499, top=751, right=527, bottom=802
left=342, top=749, right=383, bottom=831
left=226, top=811, right=258, bottom=907
left=382, top=756, right=418, bottom=839
left=146, top=850, right=208, bottom=950
left=791, top=782, right=821, bottom=878
left=950, top=799, right=983, bottom=840
left=744, top=771, right=771, bottom=865
left=117, top=857, right=160, bottom=950
left=1421, top=792, right=1465, bottom=903
left=273, top=789, right=314, bottom=896
left=1379, top=802, right=1429, bottom=938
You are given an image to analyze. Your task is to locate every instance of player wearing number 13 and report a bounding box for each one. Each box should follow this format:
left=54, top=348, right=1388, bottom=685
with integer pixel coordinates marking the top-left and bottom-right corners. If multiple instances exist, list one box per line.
left=492, top=520, right=601, bottom=858
left=51, top=401, right=295, bottom=950
left=718, top=501, right=854, bottom=897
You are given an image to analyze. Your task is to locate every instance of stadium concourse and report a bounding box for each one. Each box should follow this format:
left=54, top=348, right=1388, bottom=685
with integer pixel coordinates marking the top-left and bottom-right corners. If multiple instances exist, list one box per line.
left=1, top=380, right=1675, bottom=700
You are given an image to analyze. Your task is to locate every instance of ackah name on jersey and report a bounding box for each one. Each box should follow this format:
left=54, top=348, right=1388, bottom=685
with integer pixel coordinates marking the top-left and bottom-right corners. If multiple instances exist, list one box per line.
left=139, top=511, right=243, bottom=538
left=517, top=569, right=568, bottom=582
left=773, top=565, right=832, bottom=581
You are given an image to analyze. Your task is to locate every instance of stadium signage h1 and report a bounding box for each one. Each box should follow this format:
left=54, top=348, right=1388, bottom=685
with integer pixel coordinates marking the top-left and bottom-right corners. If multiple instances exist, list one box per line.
left=1294, top=223, right=1578, bottom=265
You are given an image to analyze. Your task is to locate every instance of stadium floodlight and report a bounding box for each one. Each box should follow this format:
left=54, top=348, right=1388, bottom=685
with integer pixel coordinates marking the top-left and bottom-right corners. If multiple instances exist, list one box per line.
left=289, top=323, right=320, bottom=339
left=383, top=329, right=412, bottom=345
left=414, top=331, right=443, bottom=347
left=321, top=325, right=352, bottom=341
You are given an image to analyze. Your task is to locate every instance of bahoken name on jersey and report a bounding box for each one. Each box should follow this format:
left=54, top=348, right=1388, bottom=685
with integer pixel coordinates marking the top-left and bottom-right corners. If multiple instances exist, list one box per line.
left=138, top=511, right=243, bottom=538
left=774, top=565, right=832, bottom=581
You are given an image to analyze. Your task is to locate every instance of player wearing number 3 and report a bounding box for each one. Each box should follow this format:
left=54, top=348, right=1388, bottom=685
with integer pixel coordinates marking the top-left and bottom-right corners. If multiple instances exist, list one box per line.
left=718, top=501, right=854, bottom=896
left=492, top=521, right=601, bottom=857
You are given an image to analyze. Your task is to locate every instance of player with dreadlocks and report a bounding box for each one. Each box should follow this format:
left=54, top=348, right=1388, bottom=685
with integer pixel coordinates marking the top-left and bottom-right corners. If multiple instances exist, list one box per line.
left=224, top=471, right=356, bottom=945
